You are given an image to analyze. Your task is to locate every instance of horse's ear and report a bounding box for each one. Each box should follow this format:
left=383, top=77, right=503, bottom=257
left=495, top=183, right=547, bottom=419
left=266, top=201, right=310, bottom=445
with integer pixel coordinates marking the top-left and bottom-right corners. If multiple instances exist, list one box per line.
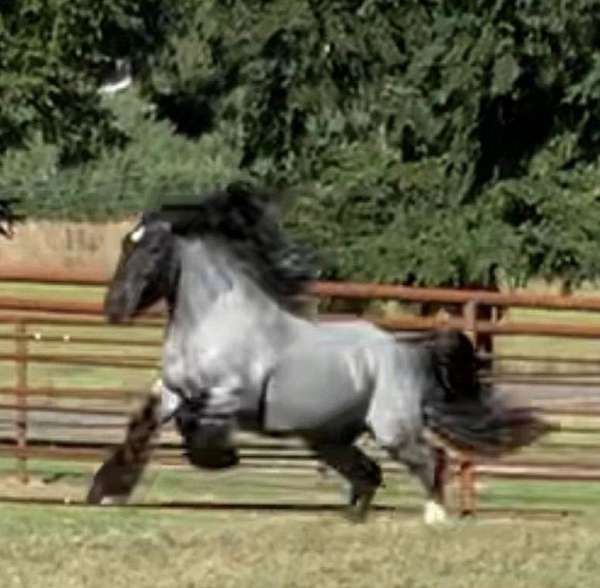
left=151, top=207, right=191, bottom=234
left=140, top=210, right=169, bottom=227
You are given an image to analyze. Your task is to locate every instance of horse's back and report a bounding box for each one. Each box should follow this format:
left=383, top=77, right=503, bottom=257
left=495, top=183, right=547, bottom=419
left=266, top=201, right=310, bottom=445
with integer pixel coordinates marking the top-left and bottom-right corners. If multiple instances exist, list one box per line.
left=314, top=319, right=391, bottom=343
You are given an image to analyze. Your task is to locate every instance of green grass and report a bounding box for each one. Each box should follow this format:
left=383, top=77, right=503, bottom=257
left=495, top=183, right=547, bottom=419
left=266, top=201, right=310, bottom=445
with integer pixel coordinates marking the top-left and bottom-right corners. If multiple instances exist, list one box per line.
left=1, top=282, right=106, bottom=302
left=1, top=502, right=600, bottom=588
left=0, top=457, right=423, bottom=508
left=1, top=457, right=600, bottom=587
left=1, top=456, right=599, bottom=516
left=495, top=306, right=600, bottom=363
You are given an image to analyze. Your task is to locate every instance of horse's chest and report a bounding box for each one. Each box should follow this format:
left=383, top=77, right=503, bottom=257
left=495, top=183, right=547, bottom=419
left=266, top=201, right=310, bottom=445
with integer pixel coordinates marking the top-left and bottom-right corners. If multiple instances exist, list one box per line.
left=161, top=331, right=270, bottom=397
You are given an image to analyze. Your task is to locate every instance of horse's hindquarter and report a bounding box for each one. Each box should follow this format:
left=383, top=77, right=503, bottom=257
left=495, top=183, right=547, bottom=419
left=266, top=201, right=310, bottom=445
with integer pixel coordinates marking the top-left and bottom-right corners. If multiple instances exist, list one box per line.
left=365, top=342, right=430, bottom=447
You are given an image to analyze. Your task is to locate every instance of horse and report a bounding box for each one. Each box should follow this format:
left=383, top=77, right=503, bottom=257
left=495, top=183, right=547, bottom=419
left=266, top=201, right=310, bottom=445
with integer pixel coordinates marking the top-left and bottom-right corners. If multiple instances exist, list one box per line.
left=87, top=184, right=550, bottom=522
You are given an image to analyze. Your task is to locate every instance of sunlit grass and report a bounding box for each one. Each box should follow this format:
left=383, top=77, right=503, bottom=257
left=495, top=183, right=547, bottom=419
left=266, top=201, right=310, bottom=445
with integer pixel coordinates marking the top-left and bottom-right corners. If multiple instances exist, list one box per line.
left=1, top=502, right=599, bottom=588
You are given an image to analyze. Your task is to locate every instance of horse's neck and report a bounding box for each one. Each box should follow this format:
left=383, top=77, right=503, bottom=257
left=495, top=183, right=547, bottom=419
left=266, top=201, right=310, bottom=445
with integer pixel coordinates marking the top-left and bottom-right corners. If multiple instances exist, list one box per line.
left=167, top=239, right=306, bottom=350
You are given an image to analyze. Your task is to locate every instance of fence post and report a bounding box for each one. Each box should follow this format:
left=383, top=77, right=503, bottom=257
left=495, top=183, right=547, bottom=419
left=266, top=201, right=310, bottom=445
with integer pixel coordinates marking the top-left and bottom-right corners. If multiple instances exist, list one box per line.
left=459, top=300, right=478, bottom=516
left=15, top=319, right=29, bottom=484
left=458, top=454, right=475, bottom=515
left=433, top=445, right=447, bottom=505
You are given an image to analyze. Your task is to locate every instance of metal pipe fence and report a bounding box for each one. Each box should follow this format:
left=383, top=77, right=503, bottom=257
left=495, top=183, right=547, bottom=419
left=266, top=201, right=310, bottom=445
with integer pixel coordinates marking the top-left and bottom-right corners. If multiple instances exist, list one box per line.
left=2, top=273, right=600, bottom=514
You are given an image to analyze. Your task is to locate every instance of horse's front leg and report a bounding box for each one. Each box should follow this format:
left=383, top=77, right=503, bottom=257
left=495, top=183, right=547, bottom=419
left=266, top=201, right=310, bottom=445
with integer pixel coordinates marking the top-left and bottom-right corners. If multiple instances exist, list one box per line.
left=86, top=380, right=181, bottom=504
left=175, top=385, right=241, bottom=470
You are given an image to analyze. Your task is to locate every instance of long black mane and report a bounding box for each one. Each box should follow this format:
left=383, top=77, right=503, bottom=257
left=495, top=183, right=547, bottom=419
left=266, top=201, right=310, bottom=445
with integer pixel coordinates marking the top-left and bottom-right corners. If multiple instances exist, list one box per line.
left=159, top=183, right=319, bottom=307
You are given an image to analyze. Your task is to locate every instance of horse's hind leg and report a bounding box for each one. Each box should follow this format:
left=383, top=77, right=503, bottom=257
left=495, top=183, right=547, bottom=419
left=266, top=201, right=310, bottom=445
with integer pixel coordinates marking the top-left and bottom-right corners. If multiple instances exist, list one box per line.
left=310, top=443, right=382, bottom=522
left=86, top=380, right=179, bottom=504
left=387, top=438, right=448, bottom=525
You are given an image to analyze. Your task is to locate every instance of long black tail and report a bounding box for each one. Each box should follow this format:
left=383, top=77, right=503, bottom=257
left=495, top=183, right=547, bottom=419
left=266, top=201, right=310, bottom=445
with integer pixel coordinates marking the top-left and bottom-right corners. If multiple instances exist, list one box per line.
left=422, top=329, right=554, bottom=457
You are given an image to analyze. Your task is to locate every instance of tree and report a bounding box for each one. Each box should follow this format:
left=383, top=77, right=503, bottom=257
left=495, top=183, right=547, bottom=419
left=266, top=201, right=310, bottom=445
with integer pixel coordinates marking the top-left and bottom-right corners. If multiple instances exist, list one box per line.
left=0, top=0, right=184, bottom=165
left=142, top=0, right=600, bottom=288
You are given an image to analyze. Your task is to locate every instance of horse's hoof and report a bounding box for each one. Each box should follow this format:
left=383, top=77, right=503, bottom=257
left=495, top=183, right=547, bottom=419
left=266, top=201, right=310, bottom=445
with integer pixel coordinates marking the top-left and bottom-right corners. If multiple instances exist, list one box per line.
left=423, top=500, right=448, bottom=525
left=86, top=479, right=131, bottom=505
left=86, top=488, right=130, bottom=506
left=343, top=507, right=369, bottom=523
left=85, top=481, right=105, bottom=504
left=343, top=490, right=375, bottom=523
left=99, top=495, right=129, bottom=506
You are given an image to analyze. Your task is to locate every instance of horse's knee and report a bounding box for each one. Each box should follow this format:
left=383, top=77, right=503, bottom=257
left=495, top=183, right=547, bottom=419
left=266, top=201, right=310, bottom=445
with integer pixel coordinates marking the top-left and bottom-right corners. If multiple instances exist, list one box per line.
left=185, top=445, right=239, bottom=469
left=390, top=441, right=438, bottom=491
left=175, top=403, right=239, bottom=469
left=182, top=423, right=239, bottom=469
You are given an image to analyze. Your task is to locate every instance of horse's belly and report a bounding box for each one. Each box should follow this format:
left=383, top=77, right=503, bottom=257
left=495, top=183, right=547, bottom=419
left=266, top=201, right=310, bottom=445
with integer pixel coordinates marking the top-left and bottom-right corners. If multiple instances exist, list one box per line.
left=263, top=349, right=370, bottom=435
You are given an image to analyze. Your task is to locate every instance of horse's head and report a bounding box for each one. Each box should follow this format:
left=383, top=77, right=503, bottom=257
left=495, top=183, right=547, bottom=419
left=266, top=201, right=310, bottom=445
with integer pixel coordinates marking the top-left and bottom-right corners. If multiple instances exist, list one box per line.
left=0, top=198, right=24, bottom=239
left=105, top=183, right=318, bottom=322
left=104, top=212, right=179, bottom=323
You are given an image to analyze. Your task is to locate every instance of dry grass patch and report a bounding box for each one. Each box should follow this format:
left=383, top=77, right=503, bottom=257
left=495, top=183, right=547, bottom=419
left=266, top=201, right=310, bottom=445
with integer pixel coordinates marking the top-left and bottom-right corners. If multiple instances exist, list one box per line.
left=0, top=505, right=598, bottom=588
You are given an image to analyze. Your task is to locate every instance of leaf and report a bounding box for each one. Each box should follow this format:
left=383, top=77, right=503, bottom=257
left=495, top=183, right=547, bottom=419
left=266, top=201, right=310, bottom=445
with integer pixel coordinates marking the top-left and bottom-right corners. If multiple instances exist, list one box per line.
left=491, top=52, right=520, bottom=96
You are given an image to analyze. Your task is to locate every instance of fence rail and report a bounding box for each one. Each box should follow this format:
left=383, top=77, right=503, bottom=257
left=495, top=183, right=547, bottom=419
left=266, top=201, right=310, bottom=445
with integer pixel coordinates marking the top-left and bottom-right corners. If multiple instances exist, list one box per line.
left=2, top=273, right=600, bottom=514
left=6, top=266, right=600, bottom=311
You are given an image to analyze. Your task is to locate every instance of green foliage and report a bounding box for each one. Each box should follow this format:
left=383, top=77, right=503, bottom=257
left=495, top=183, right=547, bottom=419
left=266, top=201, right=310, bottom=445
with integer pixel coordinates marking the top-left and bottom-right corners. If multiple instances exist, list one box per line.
left=0, top=92, right=242, bottom=219
left=138, top=0, right=600, bottom=286
left=6, top=0, right=600, bottom=287
left=0, top=0, right=183, bottom=164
